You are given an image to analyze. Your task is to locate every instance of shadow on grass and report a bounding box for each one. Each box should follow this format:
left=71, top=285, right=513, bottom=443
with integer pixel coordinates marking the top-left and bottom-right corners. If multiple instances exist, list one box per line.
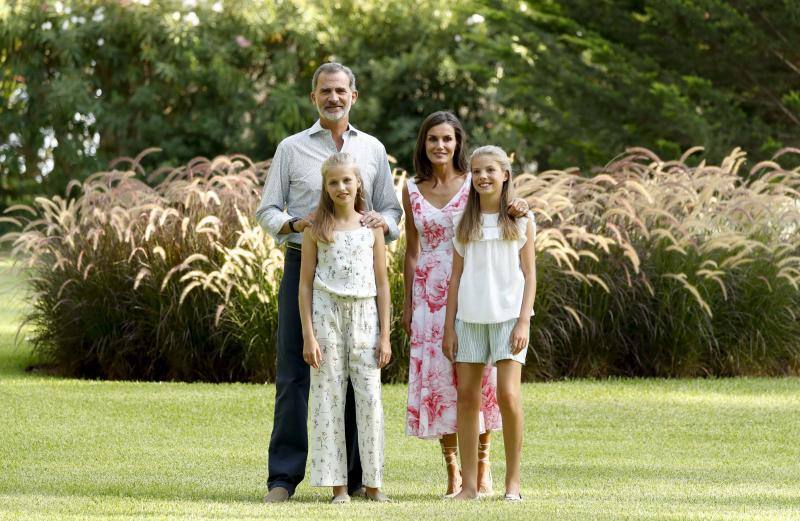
left=4, top=462, right=799, bottom=509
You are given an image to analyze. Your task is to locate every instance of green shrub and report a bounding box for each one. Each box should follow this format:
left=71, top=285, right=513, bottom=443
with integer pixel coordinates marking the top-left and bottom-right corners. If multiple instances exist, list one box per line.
left=0, top=0, right=483, bottom=211
left=5, top=0, right=800, bottom=212
left=1, top=152, right=411, bottom=382
left=3, top=147, right=800, bottom=382
left=2, top=153, right=280, bottom=381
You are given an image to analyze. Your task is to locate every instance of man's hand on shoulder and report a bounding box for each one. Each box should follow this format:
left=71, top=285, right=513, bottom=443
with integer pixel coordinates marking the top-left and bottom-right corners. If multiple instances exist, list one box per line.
left=294, top=218, right=312, bottom=232
left=284, top=211, right=315, bottom=234
left=360, top=210, right=388, bottom=234
left=298, top=210, right=315, bottom=231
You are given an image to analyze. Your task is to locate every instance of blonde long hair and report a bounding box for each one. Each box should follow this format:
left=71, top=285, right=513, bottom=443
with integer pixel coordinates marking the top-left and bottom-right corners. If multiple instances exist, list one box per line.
left=310, top=152, right=366, bottom=243
left=456, top=145, right=520, bottom=243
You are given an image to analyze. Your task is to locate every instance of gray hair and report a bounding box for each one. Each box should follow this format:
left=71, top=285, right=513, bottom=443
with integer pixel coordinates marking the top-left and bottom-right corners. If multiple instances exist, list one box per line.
left=312, top=62, right=357, bottom=91
left=469, top=145, right=513, bottom=176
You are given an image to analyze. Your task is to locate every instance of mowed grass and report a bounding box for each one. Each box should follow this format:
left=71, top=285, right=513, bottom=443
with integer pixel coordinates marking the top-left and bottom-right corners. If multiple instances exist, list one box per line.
left=1, top=260, right=800, bottom=520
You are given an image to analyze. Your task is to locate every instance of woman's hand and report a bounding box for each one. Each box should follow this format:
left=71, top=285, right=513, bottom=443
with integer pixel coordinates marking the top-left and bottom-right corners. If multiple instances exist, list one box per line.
left=442, top=325, right=458, bottom=363
left=510, top=318, right=530, bottom=354
left=303, top=338, right=322, bottom=368
left=507, top=198, right=529, bottom=218
left=401, top=303, right=413, bottom=336
left=376, top=336, right=392, bottom=368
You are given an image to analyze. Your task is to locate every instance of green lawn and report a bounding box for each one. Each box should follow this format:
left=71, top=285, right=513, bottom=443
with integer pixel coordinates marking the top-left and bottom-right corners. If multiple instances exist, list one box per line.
left=1, top=258, right=800, bottom=520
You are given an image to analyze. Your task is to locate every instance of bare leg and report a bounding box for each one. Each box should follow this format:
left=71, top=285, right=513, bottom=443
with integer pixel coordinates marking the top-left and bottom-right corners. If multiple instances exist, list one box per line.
left=440, top=433, right=461, bottom=496
left=496, top=360, right=523, bottom=497
left=452, top=362, right=485, bottom=500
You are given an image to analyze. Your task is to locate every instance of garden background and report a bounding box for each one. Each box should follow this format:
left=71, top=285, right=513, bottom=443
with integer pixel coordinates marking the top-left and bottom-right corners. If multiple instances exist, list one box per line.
left=2, top=1, right=800, bottom=518
left=3, top=0, right=799, bottom=382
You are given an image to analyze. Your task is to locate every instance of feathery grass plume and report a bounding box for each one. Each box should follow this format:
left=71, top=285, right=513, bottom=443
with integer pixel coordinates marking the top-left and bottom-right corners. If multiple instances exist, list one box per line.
left=515, top=147, right=800, bottom=378
left=3, top=147, right=799, bottom=382
left=385, top=168, right=410, bottom=383
left=2, top=152, right=281, bottom=382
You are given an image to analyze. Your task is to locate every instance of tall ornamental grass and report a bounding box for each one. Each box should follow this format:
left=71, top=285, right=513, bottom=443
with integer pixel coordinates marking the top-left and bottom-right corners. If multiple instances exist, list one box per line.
left=517, top=147, right=800, bottom=378
left=2, top=148, right=799, bottom=382
left=1, top=152, right=282, bottom=381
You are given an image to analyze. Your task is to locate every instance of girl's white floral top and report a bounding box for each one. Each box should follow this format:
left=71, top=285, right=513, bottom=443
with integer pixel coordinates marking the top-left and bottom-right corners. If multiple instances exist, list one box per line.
left=313, top=227, right=376, bottom=298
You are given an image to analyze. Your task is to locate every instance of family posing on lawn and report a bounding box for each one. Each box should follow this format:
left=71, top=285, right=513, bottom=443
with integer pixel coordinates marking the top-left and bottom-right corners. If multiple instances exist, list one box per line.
left=256, top=62, right=536, bottom=504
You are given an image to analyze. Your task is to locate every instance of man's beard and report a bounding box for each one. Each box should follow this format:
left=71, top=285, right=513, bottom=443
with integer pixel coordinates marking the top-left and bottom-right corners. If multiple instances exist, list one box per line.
left=317, top=103, right=350, bottom=122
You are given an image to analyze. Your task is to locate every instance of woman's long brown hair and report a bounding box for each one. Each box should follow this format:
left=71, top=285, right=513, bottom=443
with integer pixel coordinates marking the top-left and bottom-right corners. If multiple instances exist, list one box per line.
left=456, top=145, right=520, bottom=243
left=310, top=152, right=366, bottom=243
left=413, top=111, right=468, bottom=185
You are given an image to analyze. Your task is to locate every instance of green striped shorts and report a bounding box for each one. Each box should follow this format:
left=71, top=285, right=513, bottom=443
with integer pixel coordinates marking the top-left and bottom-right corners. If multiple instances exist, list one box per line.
left=454, top=318, right=528, bottom=366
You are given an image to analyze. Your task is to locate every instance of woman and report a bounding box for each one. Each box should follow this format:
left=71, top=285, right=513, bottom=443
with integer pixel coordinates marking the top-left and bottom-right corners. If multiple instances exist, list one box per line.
left=403, top=111, right=528, bottom=497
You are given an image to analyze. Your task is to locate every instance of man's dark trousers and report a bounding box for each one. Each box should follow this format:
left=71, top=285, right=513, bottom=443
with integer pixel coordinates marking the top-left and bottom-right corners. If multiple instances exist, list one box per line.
left=267, top=247, right=363, bottom=496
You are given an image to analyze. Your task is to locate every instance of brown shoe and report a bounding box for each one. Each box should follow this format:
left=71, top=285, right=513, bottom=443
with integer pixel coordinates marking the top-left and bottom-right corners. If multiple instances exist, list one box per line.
left=263, top=486, right=290, bottom=503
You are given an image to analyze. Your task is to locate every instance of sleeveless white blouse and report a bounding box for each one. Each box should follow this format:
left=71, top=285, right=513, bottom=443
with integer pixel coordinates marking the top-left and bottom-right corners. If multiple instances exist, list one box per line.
left=313, top=227, right=377, bottom=298
left=452, top=212, right=535, bottom=324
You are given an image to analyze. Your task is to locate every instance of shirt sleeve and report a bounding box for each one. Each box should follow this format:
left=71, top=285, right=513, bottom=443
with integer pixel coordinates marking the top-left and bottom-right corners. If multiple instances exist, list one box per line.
left=452, top=211, right=465, bottom=256
left=518, top=211, right=535, bottom=249
left=371, top=145, right=403, bottom=243
left=255, top=142, right=293, bottom=244
left=453, top=237, right=465, bottom=256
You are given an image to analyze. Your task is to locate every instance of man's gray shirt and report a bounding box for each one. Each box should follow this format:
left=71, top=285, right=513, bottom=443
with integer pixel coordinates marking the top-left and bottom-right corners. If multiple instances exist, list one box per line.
left=256, top=120, right=403, bottom=245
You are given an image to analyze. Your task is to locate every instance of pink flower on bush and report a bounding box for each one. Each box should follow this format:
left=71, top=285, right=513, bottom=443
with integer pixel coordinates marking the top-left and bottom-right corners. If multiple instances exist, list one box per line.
left=235, top=35, right=252, bottom=48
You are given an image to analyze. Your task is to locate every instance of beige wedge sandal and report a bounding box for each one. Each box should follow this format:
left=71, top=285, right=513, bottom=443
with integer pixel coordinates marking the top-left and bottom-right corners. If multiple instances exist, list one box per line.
left=477, top=441, right=493, bottom=496
left=441, top=442, right=463, bottom=498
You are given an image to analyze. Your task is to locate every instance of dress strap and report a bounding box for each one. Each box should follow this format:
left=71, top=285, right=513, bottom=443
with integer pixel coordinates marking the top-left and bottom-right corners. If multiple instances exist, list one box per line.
left=408, top=177, right=423, bottom=196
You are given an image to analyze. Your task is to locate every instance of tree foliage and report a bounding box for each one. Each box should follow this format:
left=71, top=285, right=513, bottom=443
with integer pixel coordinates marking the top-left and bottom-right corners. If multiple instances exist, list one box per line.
left=461, top=0, right=800, bottom=168
left=2, top=0, right=799, bottom=211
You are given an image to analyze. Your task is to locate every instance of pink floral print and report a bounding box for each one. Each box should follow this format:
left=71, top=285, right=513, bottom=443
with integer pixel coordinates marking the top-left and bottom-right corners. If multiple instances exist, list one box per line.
left=405, top=176, right=502, bottom=438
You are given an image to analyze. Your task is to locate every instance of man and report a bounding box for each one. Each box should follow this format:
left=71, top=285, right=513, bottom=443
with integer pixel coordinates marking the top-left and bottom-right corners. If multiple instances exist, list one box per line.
left=256, top=62, right=402, bottom=502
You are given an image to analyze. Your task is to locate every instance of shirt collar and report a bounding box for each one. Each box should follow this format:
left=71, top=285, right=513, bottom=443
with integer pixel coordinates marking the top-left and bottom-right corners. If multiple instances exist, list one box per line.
left=307, top=119, right=360, bottom=136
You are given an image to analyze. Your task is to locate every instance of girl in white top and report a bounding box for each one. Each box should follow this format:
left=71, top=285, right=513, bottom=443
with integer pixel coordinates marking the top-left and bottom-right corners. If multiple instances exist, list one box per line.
left=443, top=145, right=537, bottom=501
left=299, top=152, right=392, bottom=503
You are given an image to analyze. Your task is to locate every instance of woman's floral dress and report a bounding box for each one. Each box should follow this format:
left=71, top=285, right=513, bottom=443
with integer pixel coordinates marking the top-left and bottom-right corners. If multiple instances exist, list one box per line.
left=405, top=175, right=502, bottom=439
